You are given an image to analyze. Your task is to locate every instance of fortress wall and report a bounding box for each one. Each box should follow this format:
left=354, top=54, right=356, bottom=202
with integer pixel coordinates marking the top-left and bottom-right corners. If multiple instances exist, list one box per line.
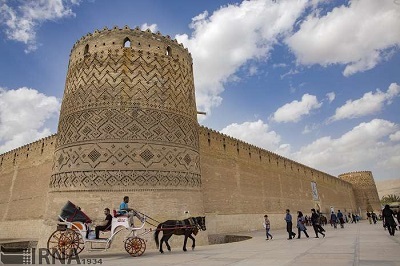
left=0, top=135, right=57, bottom=239
left=199, top=127, right=357, bottom=234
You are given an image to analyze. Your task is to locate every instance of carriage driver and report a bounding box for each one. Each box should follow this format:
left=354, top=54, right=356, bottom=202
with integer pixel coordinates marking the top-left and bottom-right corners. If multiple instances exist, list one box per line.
left=95, top=208, right=112, bottom=239
left=119, top=196, right=143, bottom=227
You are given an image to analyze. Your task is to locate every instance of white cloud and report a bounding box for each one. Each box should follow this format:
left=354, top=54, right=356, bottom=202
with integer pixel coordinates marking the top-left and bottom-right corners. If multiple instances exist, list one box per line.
left=273, top=63, right=288, bottom=68
left=302, top=123, right=319, bottom=134
left=280, top=69, right=299, bottom=79
left=271, top=93, right=322, bottom=123
left=248, top=65, right=259, bottom=76
left=330, top=83, right=400, bottom=121
left=291, top=119, right=400, bottom=179
left=285, top=0, right=400, bottom=76
left=390, top=131, right=400, bottom=142
left=326, top=92, right=335, bottom=103
left=141, top=23, right=158, bottom=32
left=0, top=0, right=79, bottom=53
left=176, top=0, right=308, bottom=115
left=0, top=87, right=60, bottom=153
left=220, top=119, right=281, bottom=151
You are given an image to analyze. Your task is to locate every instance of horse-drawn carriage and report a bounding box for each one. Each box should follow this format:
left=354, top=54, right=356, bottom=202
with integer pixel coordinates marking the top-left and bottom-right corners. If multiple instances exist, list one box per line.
left=47, top=201, right=206, bottom=259
left=47, top=201, right=148, bottom=259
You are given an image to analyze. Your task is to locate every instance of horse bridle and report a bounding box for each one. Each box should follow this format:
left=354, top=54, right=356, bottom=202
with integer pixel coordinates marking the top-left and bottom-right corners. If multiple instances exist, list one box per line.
left=194, top=217, right=206, bottom=231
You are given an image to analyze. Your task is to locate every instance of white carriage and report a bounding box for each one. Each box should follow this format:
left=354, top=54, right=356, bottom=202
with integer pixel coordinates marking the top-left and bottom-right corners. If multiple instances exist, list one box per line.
left=47, top=201, right=149, bottom=259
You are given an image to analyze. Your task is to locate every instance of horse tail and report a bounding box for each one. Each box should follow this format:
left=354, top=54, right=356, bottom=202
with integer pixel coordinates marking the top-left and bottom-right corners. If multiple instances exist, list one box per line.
left=154, top=224, right=162, bottom=248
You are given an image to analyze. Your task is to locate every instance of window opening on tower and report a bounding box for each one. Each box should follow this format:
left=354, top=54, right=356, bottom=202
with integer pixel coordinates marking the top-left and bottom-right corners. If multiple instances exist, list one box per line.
left=123, top=38, right=131, bottom=48
left=84, top=44, right=89, bottom=55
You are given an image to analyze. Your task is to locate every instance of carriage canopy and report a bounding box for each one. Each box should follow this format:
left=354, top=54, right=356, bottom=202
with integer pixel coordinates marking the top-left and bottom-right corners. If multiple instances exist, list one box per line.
left=59, top=201, right=92, bottom=223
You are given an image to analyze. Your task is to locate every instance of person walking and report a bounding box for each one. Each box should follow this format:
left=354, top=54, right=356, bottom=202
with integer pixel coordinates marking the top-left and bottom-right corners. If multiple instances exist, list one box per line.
left=284, top=209, right=296, bottom=240
left=352, top=213, right=357, bottom=223
left=367, top=212, right=372, bottom=224
left=396, top=211, right=400, bottom=230
left=372, top=212, right=377, bottom=224
left=311, top=208, right=325, bottom=238
left=296, top=211, right=309, bottom=238
left=330, top=211, right=338, bottom=229
left=382, top=205, right=397, bottom=236
left=263, top=215, right=273, bottom=240
left=337, top=210, right=345, bottom=228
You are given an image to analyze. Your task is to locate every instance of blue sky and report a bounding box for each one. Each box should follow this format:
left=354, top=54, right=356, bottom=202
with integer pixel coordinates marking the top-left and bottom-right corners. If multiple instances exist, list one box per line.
left=0, top=0, right=399, bottom=181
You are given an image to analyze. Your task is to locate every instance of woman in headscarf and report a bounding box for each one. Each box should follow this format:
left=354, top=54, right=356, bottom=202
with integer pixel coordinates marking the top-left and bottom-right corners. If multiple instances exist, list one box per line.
left=297, top=211, right=309, bottom=239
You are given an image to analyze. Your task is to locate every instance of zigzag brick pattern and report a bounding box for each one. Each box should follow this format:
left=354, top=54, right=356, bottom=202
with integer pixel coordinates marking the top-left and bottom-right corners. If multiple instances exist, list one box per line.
left=51, top=27, right=201, bottom=191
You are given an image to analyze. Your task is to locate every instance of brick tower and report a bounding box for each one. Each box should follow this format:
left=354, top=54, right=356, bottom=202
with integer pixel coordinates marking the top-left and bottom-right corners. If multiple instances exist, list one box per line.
left=42, top=26, right=206, bottom=247
left=339, top=171, right=381, bottom=215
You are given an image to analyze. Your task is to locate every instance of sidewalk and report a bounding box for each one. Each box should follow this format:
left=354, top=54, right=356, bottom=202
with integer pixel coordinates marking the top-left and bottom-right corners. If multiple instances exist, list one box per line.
left=80, top=221, right=400, bottom=265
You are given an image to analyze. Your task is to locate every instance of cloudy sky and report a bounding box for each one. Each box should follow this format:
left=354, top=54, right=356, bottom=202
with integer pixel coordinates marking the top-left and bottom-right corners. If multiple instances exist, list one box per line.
left=0, top=0, right=399, bottom=181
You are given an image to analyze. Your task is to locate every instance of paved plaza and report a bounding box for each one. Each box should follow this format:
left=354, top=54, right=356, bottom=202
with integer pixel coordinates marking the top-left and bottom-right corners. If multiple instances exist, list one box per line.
left=77, top=220, right=400, bottom=266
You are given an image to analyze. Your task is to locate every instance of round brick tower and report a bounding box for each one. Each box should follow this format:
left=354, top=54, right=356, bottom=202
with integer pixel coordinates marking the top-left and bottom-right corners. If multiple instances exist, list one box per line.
left=42, top=26, right=206, bottom=248
left=338, top=171, right=381, bottom=215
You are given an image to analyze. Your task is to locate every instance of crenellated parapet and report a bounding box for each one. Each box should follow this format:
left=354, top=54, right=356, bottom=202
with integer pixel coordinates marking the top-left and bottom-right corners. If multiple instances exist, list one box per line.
left=72, top=25, right=189, bottom=49
left=69, top=25, right=191, bottom=67
left=0, top=134, right=57, bottom=171
left=198, top=126, right=352, bottom=188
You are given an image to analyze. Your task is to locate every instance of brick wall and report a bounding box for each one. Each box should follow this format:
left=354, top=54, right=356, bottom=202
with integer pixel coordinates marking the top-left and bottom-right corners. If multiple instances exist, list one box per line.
left=199, top=126, right=357, bottom=234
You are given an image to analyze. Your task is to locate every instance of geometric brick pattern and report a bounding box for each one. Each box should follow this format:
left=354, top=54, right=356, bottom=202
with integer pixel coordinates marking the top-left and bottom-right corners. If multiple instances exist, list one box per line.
left=56, top=108, right=199, bottom=149
left=53, top=142, right=200, bottom=174
left=50, top=170, right=201, bottom=191
left=51, top=28, right=201, bottom=191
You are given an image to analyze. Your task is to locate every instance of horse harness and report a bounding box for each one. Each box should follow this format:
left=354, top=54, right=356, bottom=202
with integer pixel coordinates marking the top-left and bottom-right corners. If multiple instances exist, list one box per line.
left=133, top=210, right=203, bottom=232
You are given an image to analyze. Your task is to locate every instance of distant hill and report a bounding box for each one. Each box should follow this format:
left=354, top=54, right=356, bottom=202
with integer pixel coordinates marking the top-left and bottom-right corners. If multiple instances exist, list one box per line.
left=375, top=179, right=400, bottom=199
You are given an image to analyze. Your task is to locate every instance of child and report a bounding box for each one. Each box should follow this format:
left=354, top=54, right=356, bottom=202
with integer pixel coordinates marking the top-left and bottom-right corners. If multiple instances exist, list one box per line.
left=263, top=215, right=273, bottom=240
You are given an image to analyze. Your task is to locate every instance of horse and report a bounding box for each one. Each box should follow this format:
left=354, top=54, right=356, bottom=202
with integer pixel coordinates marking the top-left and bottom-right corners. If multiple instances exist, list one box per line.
left=154, top=216, right=206, bottom=253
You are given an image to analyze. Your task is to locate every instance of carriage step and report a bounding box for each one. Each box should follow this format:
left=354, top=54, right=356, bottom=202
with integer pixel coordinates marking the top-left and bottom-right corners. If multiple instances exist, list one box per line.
left=85, top=239, right=109, bottom=243
left=87, top=248, right=108, bottom=252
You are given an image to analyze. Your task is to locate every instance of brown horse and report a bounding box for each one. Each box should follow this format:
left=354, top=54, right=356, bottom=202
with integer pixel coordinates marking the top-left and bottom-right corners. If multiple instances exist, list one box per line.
left=154, top=216, right=206, bottom=253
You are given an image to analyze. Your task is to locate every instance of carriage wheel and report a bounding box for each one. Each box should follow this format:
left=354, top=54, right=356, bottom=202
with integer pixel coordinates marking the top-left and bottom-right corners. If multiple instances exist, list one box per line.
left=47, top=229, right=84, bottom=259
left=125, top=237, right=146, bottom=257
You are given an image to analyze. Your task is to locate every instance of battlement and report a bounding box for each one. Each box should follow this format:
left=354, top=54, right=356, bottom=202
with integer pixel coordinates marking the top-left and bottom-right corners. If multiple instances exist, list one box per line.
left=338, top=171, right=376, bottom=187
left=199, top=126, right=352, bottom=188
left=73, top=25, right=185, bottom=47
left=0, top=134, right=56, bottom=157
left=0, top=134, right=57, bottom=170
left=69, top=25, right=192, bottom=65
left=338, top=171, right=372, bottom=177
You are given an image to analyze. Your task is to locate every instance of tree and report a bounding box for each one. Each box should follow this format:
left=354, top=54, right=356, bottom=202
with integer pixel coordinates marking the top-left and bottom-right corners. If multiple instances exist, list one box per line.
left=381, top=194, right=400, bottom=204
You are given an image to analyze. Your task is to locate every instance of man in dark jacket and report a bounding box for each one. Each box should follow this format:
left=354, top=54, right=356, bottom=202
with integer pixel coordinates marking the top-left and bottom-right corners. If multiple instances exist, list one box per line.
left=382, top=205, right=397, bottom=236
left=95, top=208, right=113, bottom=239
left=311, top=208, right=325, bottom=238
left=337, top=210, right=345, bottom=228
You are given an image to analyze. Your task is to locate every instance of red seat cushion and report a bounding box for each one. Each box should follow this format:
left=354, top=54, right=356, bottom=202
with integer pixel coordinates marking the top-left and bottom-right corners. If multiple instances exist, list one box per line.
left=113, top=209, right=129, bottom=218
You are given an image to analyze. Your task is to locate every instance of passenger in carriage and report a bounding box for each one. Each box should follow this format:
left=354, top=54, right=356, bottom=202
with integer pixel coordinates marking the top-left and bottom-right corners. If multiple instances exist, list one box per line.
left=95, top=208, right=113, bottom=239
left=119, top=196, right=143, bottom=227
